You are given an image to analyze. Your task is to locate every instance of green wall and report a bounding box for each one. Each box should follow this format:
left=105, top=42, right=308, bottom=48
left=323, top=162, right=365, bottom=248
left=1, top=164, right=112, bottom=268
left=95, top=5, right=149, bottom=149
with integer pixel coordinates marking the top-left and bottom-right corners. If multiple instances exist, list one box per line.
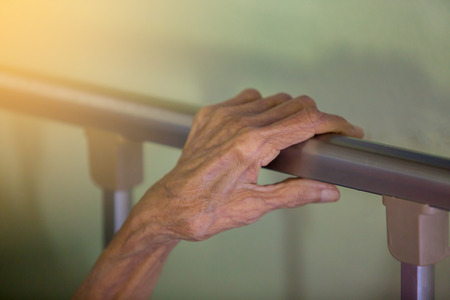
left=0, top=1, right=449, bottom=299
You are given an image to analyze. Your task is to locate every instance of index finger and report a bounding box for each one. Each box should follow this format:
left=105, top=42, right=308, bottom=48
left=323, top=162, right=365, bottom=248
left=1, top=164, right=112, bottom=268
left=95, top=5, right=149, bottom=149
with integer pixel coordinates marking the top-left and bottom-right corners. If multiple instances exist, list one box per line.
left=270, top=107, right=364, bottom=147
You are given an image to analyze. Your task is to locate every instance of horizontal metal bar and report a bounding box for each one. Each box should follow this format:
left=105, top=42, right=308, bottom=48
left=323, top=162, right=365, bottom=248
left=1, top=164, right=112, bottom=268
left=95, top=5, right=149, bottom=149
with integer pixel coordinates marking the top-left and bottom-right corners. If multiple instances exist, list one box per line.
left=0, top=68, right=195, bottom=148
left=268, top=134, right=450, bottom=210
left=1, top=68, right=449, bottom=210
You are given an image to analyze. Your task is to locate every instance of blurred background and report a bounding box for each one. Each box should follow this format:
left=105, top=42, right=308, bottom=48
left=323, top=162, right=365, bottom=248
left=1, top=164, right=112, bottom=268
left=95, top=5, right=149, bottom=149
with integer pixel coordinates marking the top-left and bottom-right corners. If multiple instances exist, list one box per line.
left=0, top=1, right=449, bottom=299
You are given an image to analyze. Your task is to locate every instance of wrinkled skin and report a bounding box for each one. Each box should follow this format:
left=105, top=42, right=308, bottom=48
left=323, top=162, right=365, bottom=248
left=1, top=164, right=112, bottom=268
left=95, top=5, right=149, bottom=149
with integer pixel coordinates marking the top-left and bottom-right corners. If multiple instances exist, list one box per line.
left=73, top=90, right=364, bottom=299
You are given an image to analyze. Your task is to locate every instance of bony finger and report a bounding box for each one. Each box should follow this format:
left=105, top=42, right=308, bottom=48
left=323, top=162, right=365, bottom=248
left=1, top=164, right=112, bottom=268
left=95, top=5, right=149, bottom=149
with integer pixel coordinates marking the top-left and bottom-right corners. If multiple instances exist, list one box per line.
left=220, top=88, right=262, bottom=107
left=262, top=108, right=364, bottom=153
left=257, top=178, right=340, bottom=210
left=309, top=111, right=364, bottom=138
left=244, top=95, right=318, bottom=127
left=237, top=92, right=293, bottom=114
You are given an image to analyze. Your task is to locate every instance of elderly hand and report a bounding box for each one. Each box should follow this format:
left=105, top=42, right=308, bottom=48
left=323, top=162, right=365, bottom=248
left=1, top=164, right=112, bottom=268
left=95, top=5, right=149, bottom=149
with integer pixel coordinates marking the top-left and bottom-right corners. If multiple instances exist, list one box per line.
left=73, top=89, right=363, bottom=299
left=129, top=89, right=363, bottom=243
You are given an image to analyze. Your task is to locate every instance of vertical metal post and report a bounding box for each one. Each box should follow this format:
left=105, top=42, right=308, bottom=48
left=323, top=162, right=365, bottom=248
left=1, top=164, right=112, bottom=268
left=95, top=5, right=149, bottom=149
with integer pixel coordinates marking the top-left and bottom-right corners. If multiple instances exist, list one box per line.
left=383, top=196, right=449, bottom=300
left=85, top=129, right=143, bottom=248
left=103, top=189, right=132, bottom=247
left=401, top=263, right=434, bottom=300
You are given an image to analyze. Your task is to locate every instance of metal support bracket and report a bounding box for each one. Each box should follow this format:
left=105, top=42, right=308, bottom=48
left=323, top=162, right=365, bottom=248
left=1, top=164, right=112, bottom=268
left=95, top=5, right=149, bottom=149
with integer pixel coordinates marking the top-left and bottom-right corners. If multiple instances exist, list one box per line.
left=383, top=196, right=450, bottom=300
left=85, top=128, right=143, bottom=247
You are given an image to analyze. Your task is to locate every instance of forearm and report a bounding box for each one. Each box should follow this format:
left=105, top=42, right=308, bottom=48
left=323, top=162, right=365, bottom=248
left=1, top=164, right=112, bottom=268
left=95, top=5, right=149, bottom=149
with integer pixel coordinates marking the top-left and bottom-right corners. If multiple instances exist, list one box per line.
left=73, top=202, right=180, bottom=300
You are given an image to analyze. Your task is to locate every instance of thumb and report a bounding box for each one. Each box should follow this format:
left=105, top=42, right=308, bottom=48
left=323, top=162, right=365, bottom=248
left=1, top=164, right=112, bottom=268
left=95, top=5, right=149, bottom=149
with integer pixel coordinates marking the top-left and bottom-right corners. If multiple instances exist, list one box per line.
left=258, top=178, right=340, bottom=209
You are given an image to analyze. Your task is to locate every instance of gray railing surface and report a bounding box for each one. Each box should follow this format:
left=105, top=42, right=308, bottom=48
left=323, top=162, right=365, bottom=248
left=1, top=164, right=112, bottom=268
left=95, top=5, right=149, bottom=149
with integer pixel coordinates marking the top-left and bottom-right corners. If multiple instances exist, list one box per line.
left=1, top=68, right=449, bottom=300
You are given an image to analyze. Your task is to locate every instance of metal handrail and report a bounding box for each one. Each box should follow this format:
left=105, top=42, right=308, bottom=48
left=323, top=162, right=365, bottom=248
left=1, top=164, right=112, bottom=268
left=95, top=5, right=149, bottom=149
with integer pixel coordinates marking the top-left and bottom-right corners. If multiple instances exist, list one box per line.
left=1, top=68, right=449, bottom=210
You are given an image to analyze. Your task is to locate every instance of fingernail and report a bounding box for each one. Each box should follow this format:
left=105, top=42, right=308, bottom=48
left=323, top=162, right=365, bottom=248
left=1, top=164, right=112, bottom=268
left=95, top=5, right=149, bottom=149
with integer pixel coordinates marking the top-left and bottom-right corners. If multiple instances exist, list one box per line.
left=321, top=189, right=340, bottom=202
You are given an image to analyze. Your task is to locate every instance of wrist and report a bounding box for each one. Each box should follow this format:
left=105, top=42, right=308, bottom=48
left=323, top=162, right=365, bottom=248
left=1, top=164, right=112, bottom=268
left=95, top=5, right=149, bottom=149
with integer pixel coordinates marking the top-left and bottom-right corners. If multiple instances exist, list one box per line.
left=107, top=204, right=180, bottom=259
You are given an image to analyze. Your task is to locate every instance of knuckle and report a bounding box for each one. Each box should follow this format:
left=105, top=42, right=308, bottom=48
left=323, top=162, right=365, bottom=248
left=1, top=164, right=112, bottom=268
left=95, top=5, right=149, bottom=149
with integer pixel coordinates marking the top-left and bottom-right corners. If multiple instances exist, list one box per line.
left=290, top=97, right=306, bottom=107
left=195, top=105, right=214, bottom=121
left=295, top=95, right=317, bottom=108
left=240, top=88, right=262, bottom=100
left=274, top=92, right=292, bottom=101
left=304, top=107, right=324, bottom=127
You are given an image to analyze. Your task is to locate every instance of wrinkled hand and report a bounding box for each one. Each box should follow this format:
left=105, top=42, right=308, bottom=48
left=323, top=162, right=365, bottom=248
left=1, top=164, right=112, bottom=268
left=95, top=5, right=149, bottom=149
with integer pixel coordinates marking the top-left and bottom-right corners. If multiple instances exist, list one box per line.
left=73, top=90, right=364, bottom=299
left=128, top=89, right=363, bottom=244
